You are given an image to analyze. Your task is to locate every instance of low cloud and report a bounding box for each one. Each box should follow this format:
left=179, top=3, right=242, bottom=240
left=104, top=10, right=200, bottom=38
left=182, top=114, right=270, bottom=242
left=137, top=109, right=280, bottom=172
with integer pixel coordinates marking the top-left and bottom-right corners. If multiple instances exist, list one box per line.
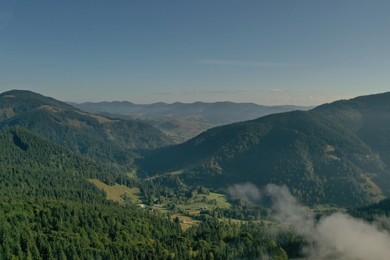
left=228, top=182, right=261, bottom=203
left=230, top=183, right=390, bottom=260
left=314, top=213, right=390, bottom=260
left=267, top=184, right=390, bottom=260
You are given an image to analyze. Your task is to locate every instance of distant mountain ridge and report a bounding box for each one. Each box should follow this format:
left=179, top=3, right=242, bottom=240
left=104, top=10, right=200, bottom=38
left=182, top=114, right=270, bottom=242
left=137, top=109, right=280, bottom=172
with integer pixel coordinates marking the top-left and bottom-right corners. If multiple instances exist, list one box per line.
left=71, top=100, right=310, bottom=125
left=139, top=92, right=390, bottom=207
left=0, top=90, right=173, bottom=166
left=71, top=100, right=310, bottom=142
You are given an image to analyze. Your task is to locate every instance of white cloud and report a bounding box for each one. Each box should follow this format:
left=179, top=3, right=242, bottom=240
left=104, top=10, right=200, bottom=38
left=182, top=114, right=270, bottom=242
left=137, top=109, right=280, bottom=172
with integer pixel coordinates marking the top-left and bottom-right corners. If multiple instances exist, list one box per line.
left=266, top=184, right=390, bottom=260
left=228, top=182, right=261, bottom=203
left=228, top=182, right=390, bottom=260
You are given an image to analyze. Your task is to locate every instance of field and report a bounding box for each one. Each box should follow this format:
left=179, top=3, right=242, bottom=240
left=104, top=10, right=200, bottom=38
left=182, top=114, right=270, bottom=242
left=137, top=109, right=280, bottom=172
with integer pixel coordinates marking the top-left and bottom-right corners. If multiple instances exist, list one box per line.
left=88, top=179, right=141, bottom=204
left=170, top=213, right=202, bottom=231
left=89, top=179, right=240, bottom=230
left=176, top=192, right=232, bottom=215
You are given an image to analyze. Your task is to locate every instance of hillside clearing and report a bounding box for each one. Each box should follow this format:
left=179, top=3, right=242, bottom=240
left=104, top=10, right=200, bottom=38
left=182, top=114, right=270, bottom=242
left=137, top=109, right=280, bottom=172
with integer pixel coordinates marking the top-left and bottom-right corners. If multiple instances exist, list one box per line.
left=88, top=179, right=141, bottom=203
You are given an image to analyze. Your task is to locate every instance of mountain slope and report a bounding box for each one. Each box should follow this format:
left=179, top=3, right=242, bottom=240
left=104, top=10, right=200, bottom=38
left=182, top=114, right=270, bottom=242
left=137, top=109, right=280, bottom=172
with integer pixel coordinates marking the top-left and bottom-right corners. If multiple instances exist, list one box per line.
left=313, top=92, right=390, bottom=171
left=0, top=126, right=118, bottom=201
left=93, top=112, right=215, bottom=143
left=139, top=93, right=390, bottom=207
left=0, top=90, right=173, bottom=166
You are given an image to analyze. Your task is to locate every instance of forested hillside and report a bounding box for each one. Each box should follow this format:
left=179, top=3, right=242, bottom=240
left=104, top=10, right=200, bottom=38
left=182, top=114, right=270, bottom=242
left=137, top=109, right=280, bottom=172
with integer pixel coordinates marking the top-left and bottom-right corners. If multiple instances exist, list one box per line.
left=0, top=126, right=292, bottom=259
left=0, top=90, right=173, bottom=167
left=313, top=92, right=390, bottom=189
left=139, top=93, right=390, bottom=207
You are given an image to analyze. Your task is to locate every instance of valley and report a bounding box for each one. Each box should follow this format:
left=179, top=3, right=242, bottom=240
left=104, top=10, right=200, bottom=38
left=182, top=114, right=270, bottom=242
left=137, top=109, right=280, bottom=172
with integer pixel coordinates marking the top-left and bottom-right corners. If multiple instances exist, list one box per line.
left=71, top=101, right=310, bottom=142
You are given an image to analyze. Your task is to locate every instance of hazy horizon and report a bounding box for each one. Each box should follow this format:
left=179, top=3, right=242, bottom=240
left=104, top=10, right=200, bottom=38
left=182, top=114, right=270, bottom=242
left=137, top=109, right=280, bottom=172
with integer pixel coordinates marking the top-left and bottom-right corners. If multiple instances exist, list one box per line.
left=3, top=88, right=386, bottom=108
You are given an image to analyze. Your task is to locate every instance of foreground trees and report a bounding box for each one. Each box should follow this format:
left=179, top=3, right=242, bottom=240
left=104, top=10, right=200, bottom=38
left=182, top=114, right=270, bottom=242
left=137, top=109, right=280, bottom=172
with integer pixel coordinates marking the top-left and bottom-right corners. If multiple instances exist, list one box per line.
left=0, top=199, right=290, bottom=259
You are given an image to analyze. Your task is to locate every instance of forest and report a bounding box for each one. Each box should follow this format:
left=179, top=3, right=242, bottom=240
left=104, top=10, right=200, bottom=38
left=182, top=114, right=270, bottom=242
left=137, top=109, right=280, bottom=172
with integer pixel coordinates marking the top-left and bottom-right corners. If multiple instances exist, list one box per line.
left=0, top=127, right=298, bottom=259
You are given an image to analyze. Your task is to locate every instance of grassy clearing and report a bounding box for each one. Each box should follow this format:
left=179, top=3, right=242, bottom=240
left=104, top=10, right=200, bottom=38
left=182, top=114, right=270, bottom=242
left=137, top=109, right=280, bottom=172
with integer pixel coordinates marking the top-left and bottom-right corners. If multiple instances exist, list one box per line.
left=88, top=179, right=141, bottom=203
left=207, top=192, right=232, bottom=208
left=170, top=213, right=201, bottom=231
left=178, top=202, right=209, bottom=216
left=177, top=192, right=232, bottom=216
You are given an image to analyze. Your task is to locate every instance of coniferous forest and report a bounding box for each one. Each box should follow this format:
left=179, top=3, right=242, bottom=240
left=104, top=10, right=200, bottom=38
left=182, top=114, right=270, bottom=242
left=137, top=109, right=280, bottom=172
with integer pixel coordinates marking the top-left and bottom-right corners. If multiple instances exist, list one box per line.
left=0, top=126, right=293, bottom=259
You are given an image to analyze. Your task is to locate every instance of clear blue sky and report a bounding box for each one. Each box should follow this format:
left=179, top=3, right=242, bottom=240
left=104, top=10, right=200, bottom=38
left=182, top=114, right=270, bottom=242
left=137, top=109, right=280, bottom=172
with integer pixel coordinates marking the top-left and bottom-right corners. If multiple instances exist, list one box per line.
left=0, top=0, right=389, bottom=105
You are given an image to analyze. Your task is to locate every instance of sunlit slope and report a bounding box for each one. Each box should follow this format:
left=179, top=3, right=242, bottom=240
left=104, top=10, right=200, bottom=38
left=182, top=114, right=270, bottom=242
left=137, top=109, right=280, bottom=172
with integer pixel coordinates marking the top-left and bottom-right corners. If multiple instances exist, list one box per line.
left=313, top=92, right=390, bottom=184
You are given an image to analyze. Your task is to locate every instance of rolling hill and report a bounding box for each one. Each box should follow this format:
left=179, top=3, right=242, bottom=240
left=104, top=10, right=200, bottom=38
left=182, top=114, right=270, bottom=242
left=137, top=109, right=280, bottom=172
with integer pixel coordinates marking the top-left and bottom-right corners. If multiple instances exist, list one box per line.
left=138, top=92, right=390, bottom=207
left=0, top=90, right=173, bottom=166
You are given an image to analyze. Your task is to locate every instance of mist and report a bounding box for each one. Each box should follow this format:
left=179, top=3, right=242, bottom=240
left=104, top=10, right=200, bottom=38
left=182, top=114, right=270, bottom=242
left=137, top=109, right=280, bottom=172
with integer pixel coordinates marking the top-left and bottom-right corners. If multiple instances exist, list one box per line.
left=228, top=182, right=261, bottom=204
left=230, top=183, right=390, bottom=260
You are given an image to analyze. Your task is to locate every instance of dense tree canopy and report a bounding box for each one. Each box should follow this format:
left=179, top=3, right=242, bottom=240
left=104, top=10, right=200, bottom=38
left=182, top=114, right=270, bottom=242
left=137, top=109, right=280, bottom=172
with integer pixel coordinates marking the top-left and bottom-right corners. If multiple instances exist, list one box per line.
left=0, top=127, right=290, bottom=259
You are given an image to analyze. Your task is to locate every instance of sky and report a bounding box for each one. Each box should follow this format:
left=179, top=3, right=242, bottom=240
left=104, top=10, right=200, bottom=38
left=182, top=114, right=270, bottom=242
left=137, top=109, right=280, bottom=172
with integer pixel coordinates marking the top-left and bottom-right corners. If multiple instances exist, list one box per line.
left=0, top=0, right=389, bottom=105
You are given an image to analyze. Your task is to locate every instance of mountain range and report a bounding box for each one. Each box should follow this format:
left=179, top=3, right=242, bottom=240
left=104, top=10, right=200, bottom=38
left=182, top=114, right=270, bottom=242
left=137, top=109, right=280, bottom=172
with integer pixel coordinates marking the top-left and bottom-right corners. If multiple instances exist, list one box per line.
left=1, top=89, right=390, bottom=207
left=139, top=92, right=390, bottom=207
left=71, top=101, right=309, bottom=125
left=71, top=101, right=310, bottom=142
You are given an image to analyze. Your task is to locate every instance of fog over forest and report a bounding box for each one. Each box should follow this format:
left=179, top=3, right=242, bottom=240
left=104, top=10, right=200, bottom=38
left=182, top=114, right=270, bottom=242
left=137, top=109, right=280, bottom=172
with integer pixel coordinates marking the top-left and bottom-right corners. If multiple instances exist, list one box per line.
left=230, top=183, right=390, bottom=260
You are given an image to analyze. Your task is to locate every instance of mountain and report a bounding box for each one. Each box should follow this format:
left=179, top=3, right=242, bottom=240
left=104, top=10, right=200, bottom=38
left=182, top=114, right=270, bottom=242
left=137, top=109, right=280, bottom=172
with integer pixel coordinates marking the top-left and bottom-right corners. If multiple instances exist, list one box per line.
left=0, top=90, right=173, bottom=166
left=139, top=92, right=390, bottom=207
left=95, top=113, right=215, bottom=143
left=71, top=101, right=310, bottom=142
